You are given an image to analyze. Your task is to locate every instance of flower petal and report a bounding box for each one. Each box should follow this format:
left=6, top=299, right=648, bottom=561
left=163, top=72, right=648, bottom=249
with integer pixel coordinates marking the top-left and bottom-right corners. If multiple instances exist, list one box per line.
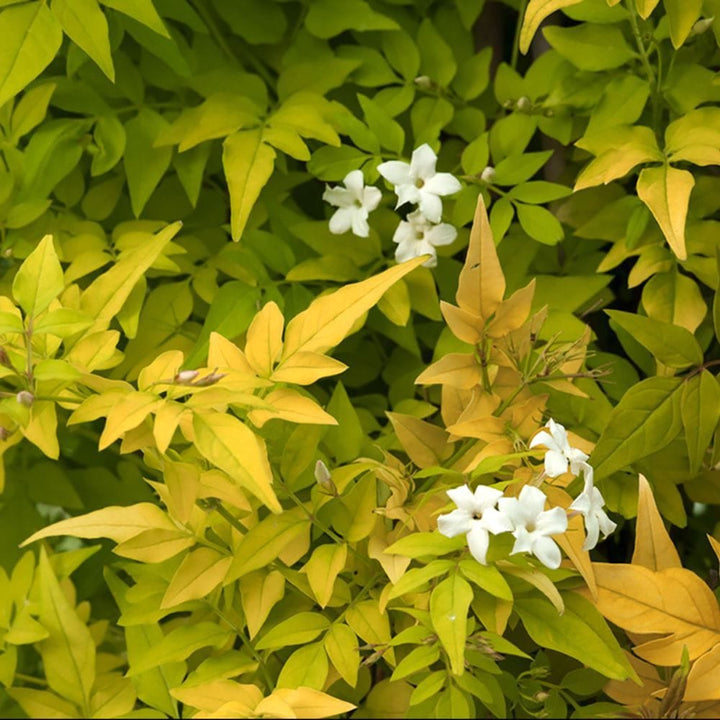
left=328, top=208, right=354, bottom=234
left=392, top=220, right=413, bottom=246
left=480, top=507, right=513, bottom=535
left=396, top=183, right=419, bottom=208
left=532, top=536, right=562, bottom=569
left=394, top=240, right=418, bottom=264
left=418, top=191, right=443, bottom=223
left=582, top=514, right=600, bottom=551
left=362, top=185, right=382, bottom=211
left=426, top=222, right=457, bottom=248
left=351, top=209, right=370, bottom=237
left=378, top=160, right=412, bottom=187
left=410, top=143, right=437, bottom=179
left=323, top=186, right=354, bottom=208
left=438, top=508, right=473, bottom=538
left=447, top=485, right=475, bottom=509
left=544, top=450, right=568, bottom=478
left=343, top=169, right=365, bottom=196
left=423, top=172, right=461, bottom=196
left=466, top=523, right=490, bottom=564
left=548, top=419, right=569, bottom=449
left=473, top=485, right=504, bottom=510
left=529, top=430, right=555, bottom=450
left=536, top=506, right=568, bottom=536
left=511, top=526, right=534, bottom=554
left=518, top=485, right=548, bottom=518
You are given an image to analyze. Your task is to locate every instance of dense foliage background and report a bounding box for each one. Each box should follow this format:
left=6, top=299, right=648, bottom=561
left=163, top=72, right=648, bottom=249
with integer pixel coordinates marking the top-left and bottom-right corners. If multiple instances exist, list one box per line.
left=1, top=0, right=720, bottom=717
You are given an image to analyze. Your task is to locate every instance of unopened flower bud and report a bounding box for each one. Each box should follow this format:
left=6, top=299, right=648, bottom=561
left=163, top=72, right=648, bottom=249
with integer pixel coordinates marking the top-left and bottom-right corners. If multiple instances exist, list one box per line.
left=16, top=390, right=34, bottom=407
left=480, top=166, right=496, bottom=183
left=2, top=248, right=12, bottom=258
left=413, top=75, right=433, bottom=89
left=691, top=16, right=714, bottom=35
left=192, top=370, right=226, bottom=387
left=516, top=96, right=532, bottom=112
left=533, top=691, right=550, bottom=703
left=175, top=369, right=199, bottom=384
left=314, top=460, right=337, bottom=495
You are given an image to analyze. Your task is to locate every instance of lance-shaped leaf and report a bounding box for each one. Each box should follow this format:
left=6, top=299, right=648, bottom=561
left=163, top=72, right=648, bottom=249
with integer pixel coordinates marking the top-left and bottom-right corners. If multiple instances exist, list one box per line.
left=685, top=644, right=720, bottom=701
left=161, top=547, right=232, bottom=608
left=223, top=129, right=276, bottom=241
left=281, top=255, right=426, bottom=360
left=591, top=563, right=720, bottom=665
left=304, top=543, right=347, bottom=608
left=240, top=570, right=286, bottom=639
left=36, top=549, right=95, bottom=712
left=664, top=0, right=702, bottom=48
left=632, top=474, right=682, bottom=571
left=386, top=412, right=451, bottom=468
left=455, top=196, right=505, bottom=322
left=244, top=301, right=284, bottom=377
left=12, top=234, right=63, bottom=317
left=519, top=0, right=583, bottom=53
left=681, top=371, right=720, bottom=475
left=324, top=623, right=359, bottom=687
left=193, top=412, right=280, bottom=512
left=590, top=377, right=683, bottom=480
left=605, top=310, right=703, bottom=369
left=637, top=165, right=694, bottom=261
left=665, top=108, right=720, bottom=167
left=22, top=503, right=177, bottom=546
left=429, top=574, right=473, bottom=675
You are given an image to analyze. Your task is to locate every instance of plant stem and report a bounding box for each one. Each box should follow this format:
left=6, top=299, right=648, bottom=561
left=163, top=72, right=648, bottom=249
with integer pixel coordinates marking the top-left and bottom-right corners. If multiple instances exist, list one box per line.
left=511, top=0, right=529, bottom=70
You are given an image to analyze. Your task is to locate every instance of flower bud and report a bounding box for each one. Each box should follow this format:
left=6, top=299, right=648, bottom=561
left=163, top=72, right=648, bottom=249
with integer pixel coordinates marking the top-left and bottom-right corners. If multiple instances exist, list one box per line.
left=691, top=16, right=714, bottom=36
left=16, top=390, right=34, bottom=407
left=480, top=166, right=496, bottom=183
left=413, top=75, right=433, bottom=90
left=192, top=371, right=226, bottom=387
left=516, top=96, right=532, bottom=112
left=175, top=369, right=199, bottom=384
left=314, top=460, right=337, bottom=495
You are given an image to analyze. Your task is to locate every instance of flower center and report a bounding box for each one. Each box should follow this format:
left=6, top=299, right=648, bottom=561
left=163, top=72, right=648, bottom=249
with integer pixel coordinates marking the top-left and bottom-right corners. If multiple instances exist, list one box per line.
left=472, top=512, right=482, bottom=520
left=415, top=178, right=425, bottom=188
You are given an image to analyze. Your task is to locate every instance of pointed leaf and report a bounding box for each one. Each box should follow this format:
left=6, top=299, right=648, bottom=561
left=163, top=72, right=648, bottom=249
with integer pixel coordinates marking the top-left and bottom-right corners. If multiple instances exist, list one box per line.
left=681, top=371, right=720, bottom=475
left=519, top=0, right=583, bottom=53
left=429, top=574, right=472, bottom=675
left=12, top=235, right=63, bottom=317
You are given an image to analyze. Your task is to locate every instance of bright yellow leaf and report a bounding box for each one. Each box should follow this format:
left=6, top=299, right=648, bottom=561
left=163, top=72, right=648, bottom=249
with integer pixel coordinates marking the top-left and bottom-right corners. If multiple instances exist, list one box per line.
left=415, top=353, right=482, bottom=389
left=161, top=547, right=232, bottom=608
left=239, top=570, right=286, bottom=639
left=386, top=412, right=451, bottom=468
left=244, top=301, right=284, bottom=377
left=270, top=352, right=347, bottom=385
left=519, top=0, right=583, bottom=53
left=247, top=388, right=338, bottom=428
left=303, top=543, right=347, bottom=608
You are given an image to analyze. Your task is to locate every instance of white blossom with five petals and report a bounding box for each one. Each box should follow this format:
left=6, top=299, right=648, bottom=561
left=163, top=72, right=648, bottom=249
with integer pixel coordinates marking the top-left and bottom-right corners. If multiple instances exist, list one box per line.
left=569, top=463, right=617, bottom=551
left=377, top=143, right=461, bottom=223
left=529, top=418, right=588, bottom=478
left=498, top=486, right=568, bottom=570
left=437, top=485, right=513, bottom=565
left=322, top=169, right=382, bottom=238
left=392, top=209, right=457, bottom=268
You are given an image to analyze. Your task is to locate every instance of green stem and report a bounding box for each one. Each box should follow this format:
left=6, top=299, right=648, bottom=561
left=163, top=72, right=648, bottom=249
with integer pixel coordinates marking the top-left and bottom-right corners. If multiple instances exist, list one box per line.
left=16, top=673, right=47, bottom=687
left=511, top=0, right=529, bottom=70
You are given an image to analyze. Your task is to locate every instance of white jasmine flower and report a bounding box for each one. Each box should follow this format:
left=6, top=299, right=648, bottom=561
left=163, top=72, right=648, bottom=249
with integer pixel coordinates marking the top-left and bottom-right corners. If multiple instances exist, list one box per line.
left=438, top=485, right=512, bottom=565
left=322, top=169, right=382, bottom=238
left=498, top=485, right=568, bottom=570
left=570, top=463, right=617, bottom=551
left=392, top=209, right=456, bottom=268
left=529, top=418, right=589, bottom=478
left=377, top=143, right=461, bottom=223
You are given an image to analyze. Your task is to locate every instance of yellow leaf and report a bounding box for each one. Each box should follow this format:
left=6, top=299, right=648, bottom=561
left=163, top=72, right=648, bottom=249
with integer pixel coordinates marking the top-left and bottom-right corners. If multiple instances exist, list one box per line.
left=99, top=392, right=164, bottom=450
left=244, top=301, right=284, bottom=376
left=247, top=388, right=338, bottom=428
left=304, top=544, right=347, bottom=608
left=271, top=687, right=356, bottom=719
left=192, top=411, right=281, bottom=512
left=487, top=279, right=536, bottom=337
left=37, top=549, right=95, bottom=712
left=439, top=301, right=482, bottom=344
left=12, top=234, right=64, bottom=317
left=239, top=570, right=286, bottom=639
left=171, top=680, right=262, bottom=713
left=161, top=547, right=232, bottom=608
left=415, top=353, right=482, bottom=389
left=632, top=474, right=682, bottom=571
left=163, top=460, right=200, bottom=525
left=152, top=401, right=187, bottom=454
left=455, top=196, right=505, bottom=322
left=276, top=642, right=328, bottom=690
left=22, top=503, right=177, bottom=545
left=223, top=129, right=276, bottom=241
left=281, top=256, right=426, bottom=360
left=574, top=126, right=662, bottom=191
left=113, top=528, right=195, bottom=563
left=80, top=222, right=181, bottom=336
left=665, top=108, right=720, bottom=167
left=207, top=332, right=255, bottom=374
left=251, top=695, right=297, bottom=719
left=636, top=0, right=660, bottom=18
left=664, top=0, right=702, bottom=48
left=685, top=644, right=720, bottom=701
left=89, top=673, right=136, bottom=718
left=21, top=401, right=59, bottom=459
left=63, top=330, right=121, bottom=372
left=386, top=412, right=451, bottom=469
left=8, top=689, right=78, bottom=719
left=501, top=563, right=565, bottom=615
left=137, top=350, right=184, bottom=390
left=198, top=469, right=252, bottom=513
left=709, top=535, right=720, bottom=565
left=519, top=0, right=583, bottom=53
left=592, top=563, right=720, bottom=664
left=270, top=352, right=347, bottom=385
left=636, top=165, right=694, bottom=260
left=345, top=599, right=395, bottom=665
left=377, top=278, right=411, bottom=327
left=323, top=624, right=359, bottom=687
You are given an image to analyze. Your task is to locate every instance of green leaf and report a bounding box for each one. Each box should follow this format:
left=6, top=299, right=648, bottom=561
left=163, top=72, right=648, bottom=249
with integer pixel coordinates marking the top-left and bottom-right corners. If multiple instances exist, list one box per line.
left=358, top=94, right=404, bottom=155
left=324, top=623, right=359, bottom=687
left=123, top=109, right=173, bottom=217
left=516, top=203, right=564, bottom=245
left=99, top=0, right=168, bottom=36
left=391, top=645, right=440, bottom=682
left=410, top=96, right=454, bottom=147
left=305, top=0, right=398, bottom=38
left=681, top=371, right=720, bottom=475
left=37, top=549, right=95, bottom=712
left=508, top=181, right=571, bottom=203
left=276, top=642, right=328, bottom=690
left=381, top=30, right=420, bottom=81
left=637, top=165, right=694, bottom=261
left=417, top=18, right=456, bottom=87
left=452, top=48, right=492, bottom=100
left=307, top=145, right=368, bottom=181
left=591, top=377, right=684, bottom=480
left=664, top=0, right=702, bottom=48
left=665, top=107, right=720, bottom=167
left=8, top=689, right=78, bottom=719
left=12, top=234, right=64, bottom=317
left=10, top=82, right=56, bottom=140
left=605, top=310, right=703, bottom=369
left=429, top=574, right=473, bottom=675
left=223, top=129, right=276, bottom=241
left=387, top=560, right=454, bottom=600
left=385, top=532, right=466, bottom=559
left=52, top=0, right=114, bottom=80
left=515, top=593, right=637, bottom=681
left=458, top=559, right=513, bottom=601
left=91, top=114, right=126, bottom=175
left=543, top=23, right=636, bottom=71
left=0, top=2, right=62, bottom=107
left=256, top=612, right=330, bottom=650
left=493, top=151, right=553, bottom=186
left=586, top=75, right=650, bottom=134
